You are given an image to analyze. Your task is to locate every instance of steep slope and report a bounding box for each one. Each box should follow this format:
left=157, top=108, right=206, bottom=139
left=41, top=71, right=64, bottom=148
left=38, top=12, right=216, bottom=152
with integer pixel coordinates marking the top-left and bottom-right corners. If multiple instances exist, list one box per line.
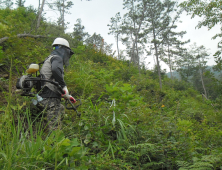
left=0, top=8, right=222, bottom=170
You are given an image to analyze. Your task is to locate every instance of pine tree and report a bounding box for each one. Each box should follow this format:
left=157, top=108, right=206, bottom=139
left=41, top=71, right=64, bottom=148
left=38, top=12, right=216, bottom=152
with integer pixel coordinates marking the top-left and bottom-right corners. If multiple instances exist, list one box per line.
left=16, top=0, right=26, bottom=7
left=121, top=0, right=147, bottom=70
left=85, top=33, right=103, bottom=49
left=157, top=0, right=189, bottom=80
left=191, top=43, right=209, bottom=98
left=176, top=49, right=196, bottom=82
left=108, top=12, right=122, bottom=59
left=1, top=0, right=13, bottom=8
left=177, top=43, right=210, bottom=97
left=72, top=18, right=89, bottom=43
left=48, top=0, right=74, bottom=31
left=37, top=0, right=92, bottom=31
left=144, top=0, right=178, bottom=90
left=180, top=0, right=222, bottom=75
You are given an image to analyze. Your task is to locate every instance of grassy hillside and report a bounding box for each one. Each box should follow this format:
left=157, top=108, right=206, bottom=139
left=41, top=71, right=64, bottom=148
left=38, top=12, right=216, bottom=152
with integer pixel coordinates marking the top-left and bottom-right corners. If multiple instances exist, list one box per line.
left=1, top=7, right=222, bottom=170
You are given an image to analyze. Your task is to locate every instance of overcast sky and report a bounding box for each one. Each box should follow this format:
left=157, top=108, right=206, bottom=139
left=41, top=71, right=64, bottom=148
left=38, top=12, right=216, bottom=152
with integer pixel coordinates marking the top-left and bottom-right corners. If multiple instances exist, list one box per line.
left=24, top=0, right=220, bottom=70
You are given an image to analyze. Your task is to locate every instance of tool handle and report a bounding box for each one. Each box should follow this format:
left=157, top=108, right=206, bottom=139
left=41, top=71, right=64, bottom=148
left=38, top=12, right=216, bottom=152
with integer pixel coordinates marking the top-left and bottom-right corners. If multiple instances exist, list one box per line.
left=65, top=99, right=82, bottom=117
left=24, top=77, right=65, bottom=94
left=65, top=99, right=82, bottom=110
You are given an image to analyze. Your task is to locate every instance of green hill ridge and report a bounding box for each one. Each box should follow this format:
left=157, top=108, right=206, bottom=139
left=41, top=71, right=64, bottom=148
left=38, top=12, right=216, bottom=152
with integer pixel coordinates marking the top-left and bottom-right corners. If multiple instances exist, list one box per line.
left=0, top=7, right=222, bottom=170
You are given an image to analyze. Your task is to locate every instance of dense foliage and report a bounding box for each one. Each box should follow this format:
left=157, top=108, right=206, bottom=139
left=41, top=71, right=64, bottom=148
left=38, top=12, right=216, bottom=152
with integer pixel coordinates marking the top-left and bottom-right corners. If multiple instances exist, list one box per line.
left=1, top=5, right=222, bottom=170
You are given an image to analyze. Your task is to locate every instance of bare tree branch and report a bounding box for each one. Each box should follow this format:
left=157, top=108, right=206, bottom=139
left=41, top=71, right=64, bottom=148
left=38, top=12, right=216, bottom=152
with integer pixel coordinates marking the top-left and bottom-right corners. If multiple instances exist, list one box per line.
left=0, top=34, right=52, bottom=44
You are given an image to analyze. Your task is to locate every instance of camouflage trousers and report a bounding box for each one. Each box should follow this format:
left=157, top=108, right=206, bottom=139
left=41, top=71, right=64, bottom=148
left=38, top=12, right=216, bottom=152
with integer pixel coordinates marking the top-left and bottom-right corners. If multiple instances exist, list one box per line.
left=37, top=98, right=65, bottom=130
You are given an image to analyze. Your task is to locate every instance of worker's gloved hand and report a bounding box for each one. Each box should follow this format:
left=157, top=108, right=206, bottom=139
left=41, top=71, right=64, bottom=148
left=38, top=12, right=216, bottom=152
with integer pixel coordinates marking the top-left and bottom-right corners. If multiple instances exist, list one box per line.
left=62, top=86, right=69, bottom=99
left=69, top=95, right=76, bottom=103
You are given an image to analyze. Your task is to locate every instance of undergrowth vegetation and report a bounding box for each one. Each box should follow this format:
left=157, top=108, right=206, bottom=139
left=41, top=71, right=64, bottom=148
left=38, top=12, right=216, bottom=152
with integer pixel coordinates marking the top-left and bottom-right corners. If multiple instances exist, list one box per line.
left=1, top=7, right=222, bottom=170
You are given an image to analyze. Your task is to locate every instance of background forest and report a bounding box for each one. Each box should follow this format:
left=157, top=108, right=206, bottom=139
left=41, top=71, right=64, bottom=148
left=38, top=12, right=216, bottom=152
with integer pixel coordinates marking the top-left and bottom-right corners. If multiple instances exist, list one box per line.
left=1, top=0, right=222, bottom=169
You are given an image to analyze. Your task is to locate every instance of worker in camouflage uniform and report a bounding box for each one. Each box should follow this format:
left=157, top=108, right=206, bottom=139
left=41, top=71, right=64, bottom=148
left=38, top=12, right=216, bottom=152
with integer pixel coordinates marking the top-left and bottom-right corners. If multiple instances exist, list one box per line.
left=37, top=37, right=76, bottom=130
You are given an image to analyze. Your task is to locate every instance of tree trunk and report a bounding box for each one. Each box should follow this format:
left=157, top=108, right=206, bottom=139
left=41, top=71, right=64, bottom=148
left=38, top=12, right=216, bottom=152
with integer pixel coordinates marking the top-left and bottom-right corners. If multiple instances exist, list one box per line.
left=152, top=21, right=162, bottom=90
left=186, top=62, right=190, bottom=81
left=38, top=0, right=40, bottom=10
left=36, top=0, right=46, bottom=31
left=135, top=2, right=146, bottom=72
left=131, top=21, right=136, bottom=64
left=136, top=40, right=140, bottom=72
left=116, top=33, right=120, bottom=59
left=62, top=0, right=65, bottom=31
left=18, top=0, right=22, bottom=7
left=168, top=41, right=173, bottom=80
left=199, top=60, right=207, bottom=98
left=130, top=0, right=146, bottom=68
left=154, top=42, right=162, bottom=90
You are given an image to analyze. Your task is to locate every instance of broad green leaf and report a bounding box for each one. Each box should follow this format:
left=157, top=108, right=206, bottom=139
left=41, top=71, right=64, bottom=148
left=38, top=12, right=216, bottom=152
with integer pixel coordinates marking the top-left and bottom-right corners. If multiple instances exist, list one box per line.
left=60, top=138, right=71, bottom=146
left=70, top=138, right=80, bottom=147
left=69, top=147, right=81, bottom=156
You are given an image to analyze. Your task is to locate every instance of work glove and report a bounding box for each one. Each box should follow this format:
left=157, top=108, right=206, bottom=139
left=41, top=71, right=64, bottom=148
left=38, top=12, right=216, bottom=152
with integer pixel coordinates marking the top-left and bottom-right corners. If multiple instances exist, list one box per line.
left=69, top=95, right=76, bottom=103
left=61, top=86, right=69, bottom=99
left=62, top=86, right=76, bottom=103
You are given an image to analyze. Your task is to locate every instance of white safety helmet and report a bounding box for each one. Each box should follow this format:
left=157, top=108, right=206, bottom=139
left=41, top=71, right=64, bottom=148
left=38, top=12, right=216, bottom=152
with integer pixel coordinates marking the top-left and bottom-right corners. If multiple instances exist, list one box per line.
left=52, top=37, right=70, bottom=49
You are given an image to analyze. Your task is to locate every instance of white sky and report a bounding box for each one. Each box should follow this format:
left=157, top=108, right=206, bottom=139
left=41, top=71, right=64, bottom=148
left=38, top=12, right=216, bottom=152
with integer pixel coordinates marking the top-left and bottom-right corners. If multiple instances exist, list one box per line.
left=24, top=0, right=221, bottom=71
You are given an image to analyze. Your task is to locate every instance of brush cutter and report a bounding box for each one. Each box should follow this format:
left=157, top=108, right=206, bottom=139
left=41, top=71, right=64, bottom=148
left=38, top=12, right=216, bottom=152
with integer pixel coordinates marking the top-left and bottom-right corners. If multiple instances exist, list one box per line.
left=16, top=63, right=82, bottom=116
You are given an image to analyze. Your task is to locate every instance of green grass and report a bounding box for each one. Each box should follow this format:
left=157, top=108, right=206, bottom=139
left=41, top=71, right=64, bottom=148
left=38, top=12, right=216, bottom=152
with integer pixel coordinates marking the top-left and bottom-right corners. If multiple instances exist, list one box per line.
left=1, top=46, right=222, bottom=170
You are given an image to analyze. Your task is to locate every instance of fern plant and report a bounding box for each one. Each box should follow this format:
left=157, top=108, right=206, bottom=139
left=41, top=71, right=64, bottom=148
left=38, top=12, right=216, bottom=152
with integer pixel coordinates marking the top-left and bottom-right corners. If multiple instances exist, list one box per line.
left=121, top=143, right=164, bottom=169
left=177, top=155, right=222, bottom=170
